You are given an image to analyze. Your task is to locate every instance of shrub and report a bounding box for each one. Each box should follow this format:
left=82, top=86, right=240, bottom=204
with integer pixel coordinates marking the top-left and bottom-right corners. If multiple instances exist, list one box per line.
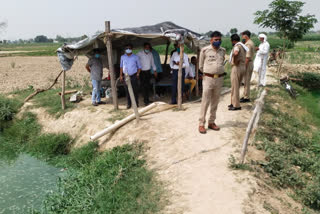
left=293, top=72, right=320, bottom=90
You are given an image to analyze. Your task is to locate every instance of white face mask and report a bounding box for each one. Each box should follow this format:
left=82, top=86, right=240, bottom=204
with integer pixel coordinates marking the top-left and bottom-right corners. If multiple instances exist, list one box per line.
left=125, top=49, right=132, bottom=54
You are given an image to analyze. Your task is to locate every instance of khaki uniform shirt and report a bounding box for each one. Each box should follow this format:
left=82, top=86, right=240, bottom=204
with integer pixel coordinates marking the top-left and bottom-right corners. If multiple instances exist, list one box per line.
left=245, top=39, right=255, bottom=61
left=199, top=45, right=226, bottom=75
left=232, top=44, right=246, bottom=66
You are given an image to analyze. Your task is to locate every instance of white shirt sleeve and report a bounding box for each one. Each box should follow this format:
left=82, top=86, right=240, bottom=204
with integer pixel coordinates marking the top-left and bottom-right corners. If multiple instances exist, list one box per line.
left=183, top=54, right=189, bottom=68
left=258, top=42, right=270, bottom=55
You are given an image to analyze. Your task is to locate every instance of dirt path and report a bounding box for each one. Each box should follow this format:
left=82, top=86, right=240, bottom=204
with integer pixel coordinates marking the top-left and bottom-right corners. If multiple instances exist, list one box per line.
left=23, top=85, right=266, bottom=214
left=94, top=88, right=264, bottom=213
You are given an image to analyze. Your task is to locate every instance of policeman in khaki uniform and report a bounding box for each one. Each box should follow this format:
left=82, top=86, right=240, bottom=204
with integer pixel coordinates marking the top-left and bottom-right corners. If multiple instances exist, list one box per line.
left=198, top=31, right=226, bottom=134
left=228, top=34, right=248, bottom=111
left=240, top=30, right=255, bottom=103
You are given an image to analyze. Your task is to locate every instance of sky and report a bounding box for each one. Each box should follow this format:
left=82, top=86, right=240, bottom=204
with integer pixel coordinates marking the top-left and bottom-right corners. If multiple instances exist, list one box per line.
left=1, top=0, right=320, bottom=40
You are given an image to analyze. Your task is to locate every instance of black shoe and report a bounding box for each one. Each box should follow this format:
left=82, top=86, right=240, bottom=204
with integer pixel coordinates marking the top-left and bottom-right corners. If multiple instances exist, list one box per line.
left=228, top=104, right=233, bottom=108
left=97, top=101, right=106, bottom=105
left=126, top=105, right=131, bottom=109
left=240, top=98, right=250, bottom=103
left=170, top=102, right=177, bottom=105
left=229, top=106, right=241, bottom=111
left=92, top=102, right=98, bottom=106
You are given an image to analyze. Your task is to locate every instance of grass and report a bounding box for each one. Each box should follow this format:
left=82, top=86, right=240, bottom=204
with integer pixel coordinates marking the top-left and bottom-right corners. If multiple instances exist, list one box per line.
left=32, top=89, right=76, bottom=117
left=107, top=109, right=129, bottom=123
left=8, top=87, right=77, bottom=118
left=0, top=36, right=295, bottom=57
left=287, top=52, right=320, bottom=64
left=250, top=83, right=320, bottom=211
left=0, top=96, right=164, bottom=213
left=0, top=43, right=61, bottom=57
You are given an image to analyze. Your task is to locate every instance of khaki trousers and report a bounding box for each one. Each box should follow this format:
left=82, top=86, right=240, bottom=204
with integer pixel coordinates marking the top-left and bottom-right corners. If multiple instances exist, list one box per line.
left=185, top=79, right=197, bottom=93
left=199, top=76, right=224, bottom=126
left=243, top=61, right=254, bottom=99
left=231, top=65, right=246, bottom=108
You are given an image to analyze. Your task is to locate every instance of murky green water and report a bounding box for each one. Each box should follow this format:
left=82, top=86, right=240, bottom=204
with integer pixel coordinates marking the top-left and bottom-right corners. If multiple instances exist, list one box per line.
left=0, top=154, right=63, bottom=213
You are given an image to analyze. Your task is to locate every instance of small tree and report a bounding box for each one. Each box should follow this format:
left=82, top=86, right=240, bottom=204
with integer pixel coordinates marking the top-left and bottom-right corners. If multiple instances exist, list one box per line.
left=230, top=28, right=238, bottom=35
left=34, top=35, right=51, bottom=43
left=254, top=0, right=317, bottom=75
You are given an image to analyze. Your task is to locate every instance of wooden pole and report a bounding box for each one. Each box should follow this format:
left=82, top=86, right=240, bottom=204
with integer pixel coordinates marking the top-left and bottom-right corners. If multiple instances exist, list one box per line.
left=24, top=69, right=64, bottom=102
left=61, top=70, right=66, bottom=110
left=105, top=21, right=118, bottom=110
left=90, top=102, right=165, bottom=141
left=125, top=73, right=140, bottom=122
left=177, top=43, right=184, bottom=109
left=195, top=49, right=200, bottom=96
left=240, top=89, right=267, bottom=164
left=164, top=41, right=170, bottom=66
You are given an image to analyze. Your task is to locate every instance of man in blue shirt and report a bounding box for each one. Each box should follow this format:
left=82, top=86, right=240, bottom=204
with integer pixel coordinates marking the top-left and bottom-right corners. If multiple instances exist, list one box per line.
left=120, top=44, right=142, bottom=109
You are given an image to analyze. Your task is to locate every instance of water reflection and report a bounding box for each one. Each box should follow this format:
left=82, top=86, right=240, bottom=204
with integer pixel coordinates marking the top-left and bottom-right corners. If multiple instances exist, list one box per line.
left=0, top=154, right=63, bottom=213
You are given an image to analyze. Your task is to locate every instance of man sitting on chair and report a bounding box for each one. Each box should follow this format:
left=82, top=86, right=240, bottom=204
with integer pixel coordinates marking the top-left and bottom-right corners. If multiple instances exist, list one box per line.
left=184, top=56, right=197, bottom=95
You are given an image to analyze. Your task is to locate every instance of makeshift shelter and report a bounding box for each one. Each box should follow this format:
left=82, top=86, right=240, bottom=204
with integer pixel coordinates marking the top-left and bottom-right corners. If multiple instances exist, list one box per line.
left=57, top=21, right=210, bottom=109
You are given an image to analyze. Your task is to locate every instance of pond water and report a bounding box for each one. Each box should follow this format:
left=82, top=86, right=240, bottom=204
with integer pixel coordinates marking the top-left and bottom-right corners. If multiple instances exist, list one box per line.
left=0, top=154, right=63, bottom=213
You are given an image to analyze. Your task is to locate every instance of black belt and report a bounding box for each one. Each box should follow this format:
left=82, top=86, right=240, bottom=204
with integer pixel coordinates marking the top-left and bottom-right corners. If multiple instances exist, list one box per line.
left=130, top=73, right=137, bottom=77
left=204, top=72, right=226, bottom=78
left=172, top=69, right=185, bottom=72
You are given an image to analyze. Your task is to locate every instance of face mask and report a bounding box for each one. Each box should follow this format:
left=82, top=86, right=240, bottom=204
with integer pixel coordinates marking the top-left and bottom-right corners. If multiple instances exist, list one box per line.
left=212, top=41, right=221, bottom=48
left=95, top=54, right=100, bottom=59
left=144, top=49, right=150, bottom=54
left=242, top=39, right=246, bottom=44
left=125, top=49, right=132, bottom=54
left=232, top=43, right=235, bottom=47
left=176, top=47, right=180, bottom=53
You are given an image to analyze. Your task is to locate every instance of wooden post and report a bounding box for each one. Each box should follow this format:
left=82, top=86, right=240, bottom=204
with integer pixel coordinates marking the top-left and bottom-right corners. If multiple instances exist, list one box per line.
left=195, top=49, right=200, bottom=96
left=177, top=43, right=184, bottom=109
left=164, top=41, right=170, bottom=66
left=125, top=73, right=140, bottom=122
left=105, top=21, right=118, bottom=110
left=90, top=102, right=164, bottom=141
left=240, top=89, right=267, bottom=164
left=61, top=70, right=66, bottom=110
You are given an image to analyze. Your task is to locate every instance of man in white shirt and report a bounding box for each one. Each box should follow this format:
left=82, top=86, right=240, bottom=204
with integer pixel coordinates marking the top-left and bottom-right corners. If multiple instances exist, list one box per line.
left=137, top=43, right=157, bottom=106
left=185, top=56, right=197, bottom=94
left=253, top=34, right=270, bottom=86
left=170, top=45, right=189, bottom=104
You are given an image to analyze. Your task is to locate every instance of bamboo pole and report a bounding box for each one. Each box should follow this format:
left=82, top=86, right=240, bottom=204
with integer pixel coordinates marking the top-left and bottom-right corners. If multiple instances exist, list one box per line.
left=164, top=41, right=170, bottom=66
left=90, top=102, right=165, bottom=141
left=240, top=89, right=267, bottom=164
left=24, top=69, right=64, bottom=102
left=195, top=49, right=200, bottom=96
left=60, top=70, right=66, bottom=110
left=125, top=73, right=140, bottom=122
left=177, top=43, right=184, bottom=109
left=105, top=21, right=118, bottom=110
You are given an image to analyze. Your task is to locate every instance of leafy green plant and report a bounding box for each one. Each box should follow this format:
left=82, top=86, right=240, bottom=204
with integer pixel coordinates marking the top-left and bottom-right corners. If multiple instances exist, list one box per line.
left=253, top=85, right=320, bottom=210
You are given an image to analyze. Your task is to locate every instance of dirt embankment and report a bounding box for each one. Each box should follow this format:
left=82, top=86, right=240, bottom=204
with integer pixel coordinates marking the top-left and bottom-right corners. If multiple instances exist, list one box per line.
left=3, top=55, right=309, bottom=213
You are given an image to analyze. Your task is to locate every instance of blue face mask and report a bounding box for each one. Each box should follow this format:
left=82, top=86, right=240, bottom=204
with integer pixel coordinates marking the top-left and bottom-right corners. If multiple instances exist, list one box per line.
left=95, top=54, right=100, bottom=58
left=212, top=41, right=221, bottom=48
left=177, top=47, right=180, bottom=53
left=125, top=49, right=132, bottom=54
left=144, top=49, right=150, bottom=53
